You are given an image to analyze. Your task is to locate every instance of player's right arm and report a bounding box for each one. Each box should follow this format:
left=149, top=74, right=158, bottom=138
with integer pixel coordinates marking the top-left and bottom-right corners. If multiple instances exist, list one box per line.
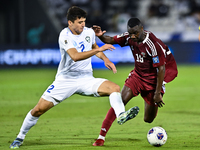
left=67, top=44, right=115, bottom=62
left=92, top=25, right=117, bottom=44
left=59, top=35, right=115, bottom=62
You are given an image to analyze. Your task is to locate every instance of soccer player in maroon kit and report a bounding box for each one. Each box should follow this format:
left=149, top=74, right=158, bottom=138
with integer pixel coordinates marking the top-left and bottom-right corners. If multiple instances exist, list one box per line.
left=92, top=18, right=178, bottom=146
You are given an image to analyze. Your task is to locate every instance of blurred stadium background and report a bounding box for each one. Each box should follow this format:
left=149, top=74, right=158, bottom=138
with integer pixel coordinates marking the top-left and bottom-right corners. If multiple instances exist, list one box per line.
left=0, top=0, right=200, bottom=68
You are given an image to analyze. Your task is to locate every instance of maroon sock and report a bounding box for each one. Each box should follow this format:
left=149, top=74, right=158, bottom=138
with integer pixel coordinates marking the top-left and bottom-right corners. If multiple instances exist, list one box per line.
left=99, top=107, right=116, bottom=137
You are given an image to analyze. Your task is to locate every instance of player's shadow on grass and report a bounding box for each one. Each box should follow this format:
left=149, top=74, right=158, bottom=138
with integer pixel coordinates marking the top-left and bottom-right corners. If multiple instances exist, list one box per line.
left=23, top=138, right=96, bottom=147
left=105, top=138, right=142, bottom=147
left=23, top=137, right=141, bottom=147
left=107, top=137, right=141, bottom=142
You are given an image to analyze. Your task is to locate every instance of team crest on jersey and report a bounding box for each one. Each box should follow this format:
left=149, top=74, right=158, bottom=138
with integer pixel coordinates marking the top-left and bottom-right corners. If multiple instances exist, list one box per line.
left=141, top=52, right=146, bottom=58
left=85, top=36, right=90, bottom=43
left=153, top=56, right=159, bottom=64
left=64, top=40, right=67, bottom=44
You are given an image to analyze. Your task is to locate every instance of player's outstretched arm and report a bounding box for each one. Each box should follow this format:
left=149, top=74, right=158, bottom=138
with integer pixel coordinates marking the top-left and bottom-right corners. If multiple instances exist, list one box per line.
left=67, top=44, right=115, bottom=62
left=92, top=25, right=117, bottom=44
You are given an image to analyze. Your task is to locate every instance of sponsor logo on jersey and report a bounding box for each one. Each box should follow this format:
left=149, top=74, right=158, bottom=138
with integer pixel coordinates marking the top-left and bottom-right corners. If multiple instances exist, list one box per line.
left=85, top=36, right=90, bottom=43
left=153, top=56, right=159, bottom=63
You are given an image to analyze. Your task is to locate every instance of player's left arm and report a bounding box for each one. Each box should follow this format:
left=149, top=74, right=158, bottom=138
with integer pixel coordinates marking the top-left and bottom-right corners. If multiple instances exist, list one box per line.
left=154, top=64, right=165, bottom=107
left=93, top=42, right=117, bottom=74
left=152, top=40, right=166, bottom=107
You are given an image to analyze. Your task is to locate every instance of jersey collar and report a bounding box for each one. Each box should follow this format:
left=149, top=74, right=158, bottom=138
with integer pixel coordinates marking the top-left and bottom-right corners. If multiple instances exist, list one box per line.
left=142, top=31, right=149, bottom=44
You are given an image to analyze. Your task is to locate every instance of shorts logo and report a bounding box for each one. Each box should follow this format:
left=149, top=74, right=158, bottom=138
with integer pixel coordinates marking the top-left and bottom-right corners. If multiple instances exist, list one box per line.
left=64, top=40, right=67, bottom=44
left=101, top=128, right=107, bottom=132
left=85, top=36, right=90, bottom=43
left=153, top=56, right=159, bottom=64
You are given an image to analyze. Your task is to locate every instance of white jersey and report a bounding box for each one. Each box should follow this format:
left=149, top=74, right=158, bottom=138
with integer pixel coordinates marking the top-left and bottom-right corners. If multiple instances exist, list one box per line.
left=56, top=27, right=96, bottom=79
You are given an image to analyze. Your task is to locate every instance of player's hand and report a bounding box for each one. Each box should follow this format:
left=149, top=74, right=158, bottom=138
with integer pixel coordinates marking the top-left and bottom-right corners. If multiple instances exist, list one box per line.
left=153, top=93, right=165, bottom=107
left=104, top=59, right=117, bottom=74
left=99, top=44, right=115, bottom=52
left=92, top=25, right=106, bottom=37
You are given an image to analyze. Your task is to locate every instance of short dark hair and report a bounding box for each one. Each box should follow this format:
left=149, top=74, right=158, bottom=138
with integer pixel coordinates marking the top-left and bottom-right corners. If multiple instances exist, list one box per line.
left=127, top=18, right=142, bottom=28
left=67, top=6, right=87, bottom=22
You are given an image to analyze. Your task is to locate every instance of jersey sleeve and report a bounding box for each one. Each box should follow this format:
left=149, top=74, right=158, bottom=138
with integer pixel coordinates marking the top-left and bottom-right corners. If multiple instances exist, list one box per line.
left=164, top=46, right=178, bottom=83
left=91, top=29, right=96, bottom=45
left=113, top=32, right=128, bottom=47
left=59, top=35, right=75, bottom=52
left=151, top=41, right=166, bottom=68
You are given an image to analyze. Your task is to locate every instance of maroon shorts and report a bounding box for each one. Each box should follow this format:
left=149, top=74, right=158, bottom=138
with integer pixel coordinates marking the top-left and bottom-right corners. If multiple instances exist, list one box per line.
left=125, top=70, right=165, bottom=106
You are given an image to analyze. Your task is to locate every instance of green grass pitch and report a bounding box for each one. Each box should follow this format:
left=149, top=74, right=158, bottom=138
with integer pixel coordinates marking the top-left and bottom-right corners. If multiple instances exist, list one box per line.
left=0, top=65, right=200, bottom=150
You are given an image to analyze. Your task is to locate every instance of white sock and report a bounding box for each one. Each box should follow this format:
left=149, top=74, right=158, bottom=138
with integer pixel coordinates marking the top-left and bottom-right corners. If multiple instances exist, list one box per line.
left=17, top=110, right=39, bottom=140
left=97, top=135, right=105, bottom=141
left=109, top=92, right=125, bottom=118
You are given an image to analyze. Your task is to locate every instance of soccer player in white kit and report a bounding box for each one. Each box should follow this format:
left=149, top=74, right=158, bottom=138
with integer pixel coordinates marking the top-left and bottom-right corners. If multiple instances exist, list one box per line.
left=9, top=6, right=139, bottom=149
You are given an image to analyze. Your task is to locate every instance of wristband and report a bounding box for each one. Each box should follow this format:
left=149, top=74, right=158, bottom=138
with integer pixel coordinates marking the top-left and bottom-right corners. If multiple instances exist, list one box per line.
left=199, top=26, right=200, bottom=31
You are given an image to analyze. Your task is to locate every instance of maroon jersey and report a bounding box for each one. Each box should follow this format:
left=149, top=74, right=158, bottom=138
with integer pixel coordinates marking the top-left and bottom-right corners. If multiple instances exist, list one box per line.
left=113, top=31, right=178, bottom=84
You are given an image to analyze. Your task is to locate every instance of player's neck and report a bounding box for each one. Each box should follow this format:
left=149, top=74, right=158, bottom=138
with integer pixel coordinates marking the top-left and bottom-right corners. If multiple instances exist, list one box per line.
left=137, top=32, right=147, bottom=45
left=68, top=27, right=80, bottom=35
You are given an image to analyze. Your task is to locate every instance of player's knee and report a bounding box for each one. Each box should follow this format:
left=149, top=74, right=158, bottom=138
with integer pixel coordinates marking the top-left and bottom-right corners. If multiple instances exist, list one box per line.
left=144, top=120, right=153, bottom=123
left=122, top=99, right=128, bottom=105
left=99, top=82, right=121, bottom=95
left=112, top=84, right=120, bottom=92
left=144, top=117, right=154, bottom=123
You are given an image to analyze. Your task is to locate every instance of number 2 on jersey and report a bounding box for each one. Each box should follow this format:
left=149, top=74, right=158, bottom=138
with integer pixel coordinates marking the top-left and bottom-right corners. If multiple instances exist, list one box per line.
left=47, top=85, right=54, bottom=93
left=81, top=44, right=85, bottom=52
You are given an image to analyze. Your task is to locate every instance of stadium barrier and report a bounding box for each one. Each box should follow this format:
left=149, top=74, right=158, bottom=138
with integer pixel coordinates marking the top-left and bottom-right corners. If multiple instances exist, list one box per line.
left=0, top=42, right=200, bottom=68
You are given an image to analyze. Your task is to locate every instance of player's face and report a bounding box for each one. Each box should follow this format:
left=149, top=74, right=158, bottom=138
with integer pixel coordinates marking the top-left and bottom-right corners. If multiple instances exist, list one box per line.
left=69, top=17, right=86, bottom=35
left=128, top=25, right=143, bottom=42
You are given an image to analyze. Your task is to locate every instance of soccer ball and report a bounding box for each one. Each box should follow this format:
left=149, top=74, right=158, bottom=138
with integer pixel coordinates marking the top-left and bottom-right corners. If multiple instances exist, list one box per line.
left=147, top=127, right=167, bottom=147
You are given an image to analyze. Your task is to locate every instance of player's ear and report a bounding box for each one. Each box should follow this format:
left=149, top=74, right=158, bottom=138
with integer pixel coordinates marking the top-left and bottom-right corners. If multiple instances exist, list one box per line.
left=68, top=20, right=73, bottom=26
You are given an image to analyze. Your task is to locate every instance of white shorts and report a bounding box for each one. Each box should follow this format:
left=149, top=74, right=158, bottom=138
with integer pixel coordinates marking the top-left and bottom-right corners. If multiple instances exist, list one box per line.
left=41, top=74, right=107, bottom=105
